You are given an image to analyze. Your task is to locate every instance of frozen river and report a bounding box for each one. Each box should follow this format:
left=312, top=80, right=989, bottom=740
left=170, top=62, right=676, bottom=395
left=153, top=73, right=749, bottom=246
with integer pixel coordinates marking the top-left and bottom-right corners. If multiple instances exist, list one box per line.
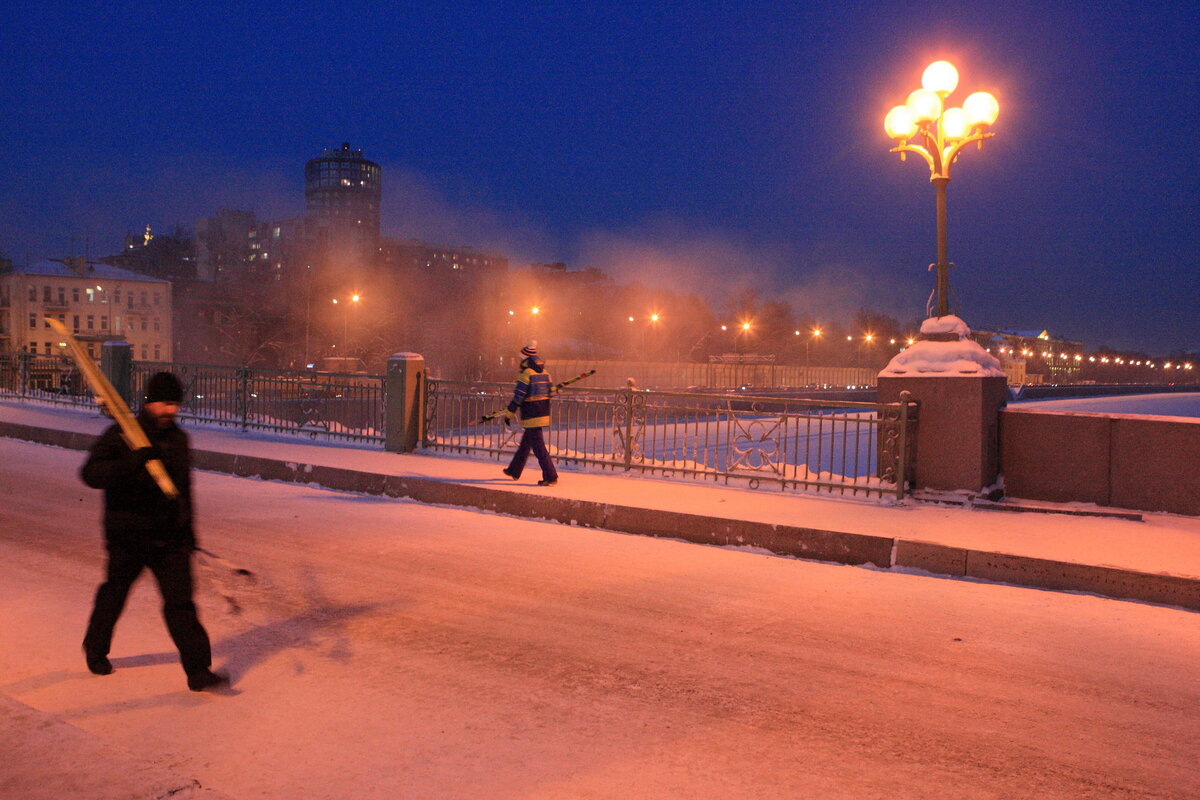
left=1016, top=391, right=1200, bottom=418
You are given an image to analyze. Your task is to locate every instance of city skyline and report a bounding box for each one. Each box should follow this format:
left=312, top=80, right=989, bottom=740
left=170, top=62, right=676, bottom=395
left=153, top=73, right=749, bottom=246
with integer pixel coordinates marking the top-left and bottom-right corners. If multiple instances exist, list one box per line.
left=3, top=1, right=1196, bottom=353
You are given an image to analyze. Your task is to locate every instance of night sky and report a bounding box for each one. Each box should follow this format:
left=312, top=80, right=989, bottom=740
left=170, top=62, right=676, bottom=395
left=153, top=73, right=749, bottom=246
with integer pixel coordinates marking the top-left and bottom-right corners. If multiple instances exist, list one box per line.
left=3, top=1, right=1196, bottom=353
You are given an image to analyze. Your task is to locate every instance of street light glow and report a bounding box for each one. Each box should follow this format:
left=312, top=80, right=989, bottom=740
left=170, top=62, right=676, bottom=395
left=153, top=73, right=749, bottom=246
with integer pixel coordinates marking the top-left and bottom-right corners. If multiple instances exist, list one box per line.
left=922, top=60, right=959, bottom=95
left=886, top=61, right=1000, bottom=319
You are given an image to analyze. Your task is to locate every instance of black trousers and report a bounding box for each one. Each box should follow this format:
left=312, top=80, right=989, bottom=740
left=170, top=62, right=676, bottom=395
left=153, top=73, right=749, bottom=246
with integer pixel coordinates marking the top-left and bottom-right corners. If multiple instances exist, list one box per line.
left=507, top=426, right=558, bottom=482
left=83, top=542, right=212, bottom=676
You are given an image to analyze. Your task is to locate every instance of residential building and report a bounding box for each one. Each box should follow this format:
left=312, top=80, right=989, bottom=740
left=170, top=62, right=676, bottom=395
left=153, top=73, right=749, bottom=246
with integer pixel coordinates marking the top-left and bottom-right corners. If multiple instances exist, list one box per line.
left=0, top=259, right=172, bottom=362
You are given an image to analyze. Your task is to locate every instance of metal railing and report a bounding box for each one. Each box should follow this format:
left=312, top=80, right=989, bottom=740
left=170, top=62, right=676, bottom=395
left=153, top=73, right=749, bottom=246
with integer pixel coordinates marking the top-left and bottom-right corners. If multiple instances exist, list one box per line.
left=425, top=380, right=916, bottom=499
left=0, top=353, right=94, bottom=409
left=0, top=354, right=385, bottom=444
left=131, top=361, right=385, bottom=443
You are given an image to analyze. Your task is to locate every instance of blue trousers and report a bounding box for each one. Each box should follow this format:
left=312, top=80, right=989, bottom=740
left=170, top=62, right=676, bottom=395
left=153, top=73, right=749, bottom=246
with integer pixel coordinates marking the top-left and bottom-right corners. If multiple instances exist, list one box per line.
left=507, top=426, right=558, bottom=482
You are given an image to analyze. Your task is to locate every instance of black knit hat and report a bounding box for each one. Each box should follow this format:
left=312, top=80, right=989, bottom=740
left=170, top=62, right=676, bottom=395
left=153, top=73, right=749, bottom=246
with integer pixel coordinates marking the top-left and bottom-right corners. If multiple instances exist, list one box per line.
left=144, top=371, right=184, bottom=404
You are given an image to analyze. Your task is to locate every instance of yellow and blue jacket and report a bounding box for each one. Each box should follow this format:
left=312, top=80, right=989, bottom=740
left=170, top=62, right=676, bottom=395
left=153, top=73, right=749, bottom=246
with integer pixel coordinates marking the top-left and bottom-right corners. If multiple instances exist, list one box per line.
left=507, top=360, right=553, bottom=428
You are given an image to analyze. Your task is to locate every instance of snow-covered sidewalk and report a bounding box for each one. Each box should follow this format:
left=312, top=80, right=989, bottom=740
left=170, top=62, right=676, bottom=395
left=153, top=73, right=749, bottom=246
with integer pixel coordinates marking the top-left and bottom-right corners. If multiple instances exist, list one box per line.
left=3, top=398, right=1200, bottom=599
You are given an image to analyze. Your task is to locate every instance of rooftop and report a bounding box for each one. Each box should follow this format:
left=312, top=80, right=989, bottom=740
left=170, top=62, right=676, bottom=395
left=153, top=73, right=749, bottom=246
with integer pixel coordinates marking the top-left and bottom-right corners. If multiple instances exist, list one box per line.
left=6, top=260, right=169, bottom=284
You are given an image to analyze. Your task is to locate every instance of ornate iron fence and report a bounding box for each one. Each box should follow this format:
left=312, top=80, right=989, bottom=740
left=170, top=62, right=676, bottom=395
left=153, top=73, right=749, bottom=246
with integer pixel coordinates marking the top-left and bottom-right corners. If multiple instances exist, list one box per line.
left=130, top=362, right=385, bottom=443
left=0, top=353, right=94, bottom=409
left=425, top=380, right=917, bottom=499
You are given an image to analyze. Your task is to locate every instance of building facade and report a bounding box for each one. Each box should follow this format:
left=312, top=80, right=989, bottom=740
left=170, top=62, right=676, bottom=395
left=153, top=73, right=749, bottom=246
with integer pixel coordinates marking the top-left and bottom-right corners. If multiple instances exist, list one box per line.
left=973, top=327, right=1083, bottom=384
left=0, top=259, right=172, bottom=362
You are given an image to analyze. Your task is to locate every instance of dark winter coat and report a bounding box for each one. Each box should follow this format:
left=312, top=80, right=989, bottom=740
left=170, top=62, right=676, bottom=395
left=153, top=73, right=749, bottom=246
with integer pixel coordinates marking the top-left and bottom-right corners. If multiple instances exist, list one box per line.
left=507, top=358, right=553, bottom=428
left=80, top=411, right=195, bottom=549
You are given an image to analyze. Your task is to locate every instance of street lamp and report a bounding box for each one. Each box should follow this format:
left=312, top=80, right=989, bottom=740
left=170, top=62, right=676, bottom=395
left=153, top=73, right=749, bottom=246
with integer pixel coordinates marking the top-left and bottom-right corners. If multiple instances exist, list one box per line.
left=332, top=293, right=361, bottom=353
left=885, top=60, right=999, bottom=319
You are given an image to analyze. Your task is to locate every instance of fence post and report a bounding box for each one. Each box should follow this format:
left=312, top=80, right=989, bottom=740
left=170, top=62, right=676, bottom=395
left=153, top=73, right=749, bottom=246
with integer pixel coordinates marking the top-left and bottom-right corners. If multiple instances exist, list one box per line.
left=622, top=383, right=635, bottom=471
left=237, top=366, right=250, bottom=430
left=101, top=341, right=133, bottom=408
left=19, top=352, right=29, bottom=397
left=896, top=390, right=912, bottom=501
left=386, top=353, right=426, bottom=452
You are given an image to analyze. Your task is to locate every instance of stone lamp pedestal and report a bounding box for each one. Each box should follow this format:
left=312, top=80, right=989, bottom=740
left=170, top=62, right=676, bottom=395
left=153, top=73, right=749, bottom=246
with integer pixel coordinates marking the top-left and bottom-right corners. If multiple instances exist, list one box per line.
left=876, top=316, right=1009, bottom=493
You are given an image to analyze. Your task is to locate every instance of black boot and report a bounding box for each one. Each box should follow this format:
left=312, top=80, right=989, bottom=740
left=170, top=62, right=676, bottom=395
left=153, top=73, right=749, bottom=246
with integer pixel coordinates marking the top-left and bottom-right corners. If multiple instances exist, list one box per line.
left=187, top=669, right=230, bottom=692
left=83, top=647, right=113, bottom=675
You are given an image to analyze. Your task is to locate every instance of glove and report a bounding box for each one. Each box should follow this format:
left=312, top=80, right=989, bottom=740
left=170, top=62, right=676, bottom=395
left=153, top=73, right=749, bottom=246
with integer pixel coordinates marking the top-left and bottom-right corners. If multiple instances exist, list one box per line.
left=502, top=410, right=516, bottom=427
left=134, top=446, right=162, bottom=465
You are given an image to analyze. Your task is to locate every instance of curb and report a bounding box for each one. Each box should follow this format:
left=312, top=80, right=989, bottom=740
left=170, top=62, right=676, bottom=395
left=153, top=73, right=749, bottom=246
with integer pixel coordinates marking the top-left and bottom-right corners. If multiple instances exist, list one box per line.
left=3, top=420, right=1197, bottom=612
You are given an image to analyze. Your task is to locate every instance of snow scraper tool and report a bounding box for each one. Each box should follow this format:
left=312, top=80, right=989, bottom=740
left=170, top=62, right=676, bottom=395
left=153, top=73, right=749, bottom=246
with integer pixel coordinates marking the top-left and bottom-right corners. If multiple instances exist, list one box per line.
left=476, top=369, right=596, bottom=423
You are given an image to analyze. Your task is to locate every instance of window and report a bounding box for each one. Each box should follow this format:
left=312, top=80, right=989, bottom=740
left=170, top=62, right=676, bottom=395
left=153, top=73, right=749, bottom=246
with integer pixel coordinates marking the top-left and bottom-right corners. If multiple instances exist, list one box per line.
left=101, top=316, right=108, bottom=330
left=72, top=315, right=79, bottom=332
left=86, top=288, right=95, bottom=303
left=28, top=313, right=36, bottom=328
left=140, top=345, right=148, bottom=360
left=57, top=288, right=65, bottom=305
left=153, top=317, right=160, bottom=332
left=140, top=291, right=148, bottom=306
left=28, top=285, right=36, bottom=301
left=153, top=344, right=161, bottom=360
left=114, top=289, right=121, bottom=304
left=87, top=315, right=94, bottom=330
left=153, top=292, right=160, bottom=306
left=141, top=318, right=147, bottom=331
left=43, top=285, right=51, bottom=302
left=73, top=287, right=80, bottom=303
left=43, top=316, right=50, bottom=328
left=114, top=316, right=121, bottom=333
left=44, top=342, right=52, bottom=355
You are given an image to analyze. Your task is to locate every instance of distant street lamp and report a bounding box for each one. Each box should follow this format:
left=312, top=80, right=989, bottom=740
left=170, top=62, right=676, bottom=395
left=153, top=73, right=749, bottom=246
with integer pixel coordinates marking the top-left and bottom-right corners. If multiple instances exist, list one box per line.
left=806, top=327, right=822, bottom=378
left=885, top=60, right=999, bottom=319
left=332, top=293, right=361, bottom=353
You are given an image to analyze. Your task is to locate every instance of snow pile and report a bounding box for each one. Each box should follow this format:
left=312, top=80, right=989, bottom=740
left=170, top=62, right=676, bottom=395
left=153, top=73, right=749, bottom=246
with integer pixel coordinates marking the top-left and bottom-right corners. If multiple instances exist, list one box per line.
left=918, top=315, right=972, bottom=339
left=880, top=316, right=1005, bottom=378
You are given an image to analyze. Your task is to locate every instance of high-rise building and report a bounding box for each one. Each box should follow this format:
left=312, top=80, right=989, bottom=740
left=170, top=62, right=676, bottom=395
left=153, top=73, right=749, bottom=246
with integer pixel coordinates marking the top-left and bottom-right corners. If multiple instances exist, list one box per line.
left=304, top=143, right=381, bottom=275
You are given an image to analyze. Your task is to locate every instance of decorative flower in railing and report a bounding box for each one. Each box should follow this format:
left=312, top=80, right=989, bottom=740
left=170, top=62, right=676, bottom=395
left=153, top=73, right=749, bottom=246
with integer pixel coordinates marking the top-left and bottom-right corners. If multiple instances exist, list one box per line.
left=729, top=416, right=784, bottom=474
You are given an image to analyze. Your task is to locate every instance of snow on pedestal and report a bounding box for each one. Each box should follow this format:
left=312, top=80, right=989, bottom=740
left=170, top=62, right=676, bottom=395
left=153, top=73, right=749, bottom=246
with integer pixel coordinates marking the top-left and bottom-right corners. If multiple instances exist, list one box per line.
left=880, top=315, right=1004, bottom=378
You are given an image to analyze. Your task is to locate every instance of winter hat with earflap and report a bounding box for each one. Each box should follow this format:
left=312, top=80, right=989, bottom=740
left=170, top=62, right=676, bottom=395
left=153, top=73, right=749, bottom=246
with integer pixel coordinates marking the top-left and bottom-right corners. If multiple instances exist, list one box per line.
left=520, top=340, right=538, bottom=357
left=144, top=371, right=184, bottom=404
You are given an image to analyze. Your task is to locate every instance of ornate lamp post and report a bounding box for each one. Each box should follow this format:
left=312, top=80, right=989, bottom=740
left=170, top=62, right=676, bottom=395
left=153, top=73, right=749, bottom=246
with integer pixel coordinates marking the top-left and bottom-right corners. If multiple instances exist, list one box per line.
left=884, top=61, right=999, bottom=319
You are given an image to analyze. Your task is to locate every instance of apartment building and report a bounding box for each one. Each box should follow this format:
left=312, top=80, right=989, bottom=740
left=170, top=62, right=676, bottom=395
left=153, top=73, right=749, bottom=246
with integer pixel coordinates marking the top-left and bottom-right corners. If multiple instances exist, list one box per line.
left=0, top=259, right=173, bottom=362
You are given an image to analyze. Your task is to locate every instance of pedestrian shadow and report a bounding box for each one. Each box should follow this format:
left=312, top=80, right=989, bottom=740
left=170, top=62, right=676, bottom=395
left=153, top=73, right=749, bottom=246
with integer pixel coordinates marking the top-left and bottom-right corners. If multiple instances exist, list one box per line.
left=213, top=599, right=381, bottom=682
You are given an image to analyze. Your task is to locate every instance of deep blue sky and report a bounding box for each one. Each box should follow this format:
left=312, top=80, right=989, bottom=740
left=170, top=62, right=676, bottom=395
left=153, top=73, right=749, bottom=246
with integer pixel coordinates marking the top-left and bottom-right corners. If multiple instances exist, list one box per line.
left=3, top=1, right=1196, bottom=353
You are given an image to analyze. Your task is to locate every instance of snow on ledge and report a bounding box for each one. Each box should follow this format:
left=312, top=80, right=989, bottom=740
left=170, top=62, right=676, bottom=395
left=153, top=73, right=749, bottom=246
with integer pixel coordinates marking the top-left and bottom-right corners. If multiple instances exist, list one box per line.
left=919, top=315, right=972, bottom=338
left=880, top=316, right=1005, bottom=378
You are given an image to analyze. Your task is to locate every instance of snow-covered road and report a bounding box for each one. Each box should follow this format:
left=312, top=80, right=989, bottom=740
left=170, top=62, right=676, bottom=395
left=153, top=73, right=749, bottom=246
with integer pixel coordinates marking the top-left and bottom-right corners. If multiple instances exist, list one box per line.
left=2, top=437, right=1198, bottom=799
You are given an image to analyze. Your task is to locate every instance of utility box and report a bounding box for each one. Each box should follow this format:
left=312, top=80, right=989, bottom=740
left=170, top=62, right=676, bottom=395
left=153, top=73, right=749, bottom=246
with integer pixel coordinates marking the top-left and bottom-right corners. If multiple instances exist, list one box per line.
left=385, top=353, right=426, bottom=453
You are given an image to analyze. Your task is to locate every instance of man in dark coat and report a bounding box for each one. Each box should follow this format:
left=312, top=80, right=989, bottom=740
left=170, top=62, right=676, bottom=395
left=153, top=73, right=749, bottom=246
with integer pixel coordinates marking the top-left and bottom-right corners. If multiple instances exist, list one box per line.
left=80, top=371, right=228, bottom=692
left=501, top=341, right=559, bottom=486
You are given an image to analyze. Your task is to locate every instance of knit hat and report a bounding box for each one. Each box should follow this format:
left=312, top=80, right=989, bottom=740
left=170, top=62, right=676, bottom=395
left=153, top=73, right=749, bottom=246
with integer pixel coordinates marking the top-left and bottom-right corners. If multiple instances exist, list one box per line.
left=520, top=340, right=538, bottom=357
left=144, top=371, right=184, bottom=404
